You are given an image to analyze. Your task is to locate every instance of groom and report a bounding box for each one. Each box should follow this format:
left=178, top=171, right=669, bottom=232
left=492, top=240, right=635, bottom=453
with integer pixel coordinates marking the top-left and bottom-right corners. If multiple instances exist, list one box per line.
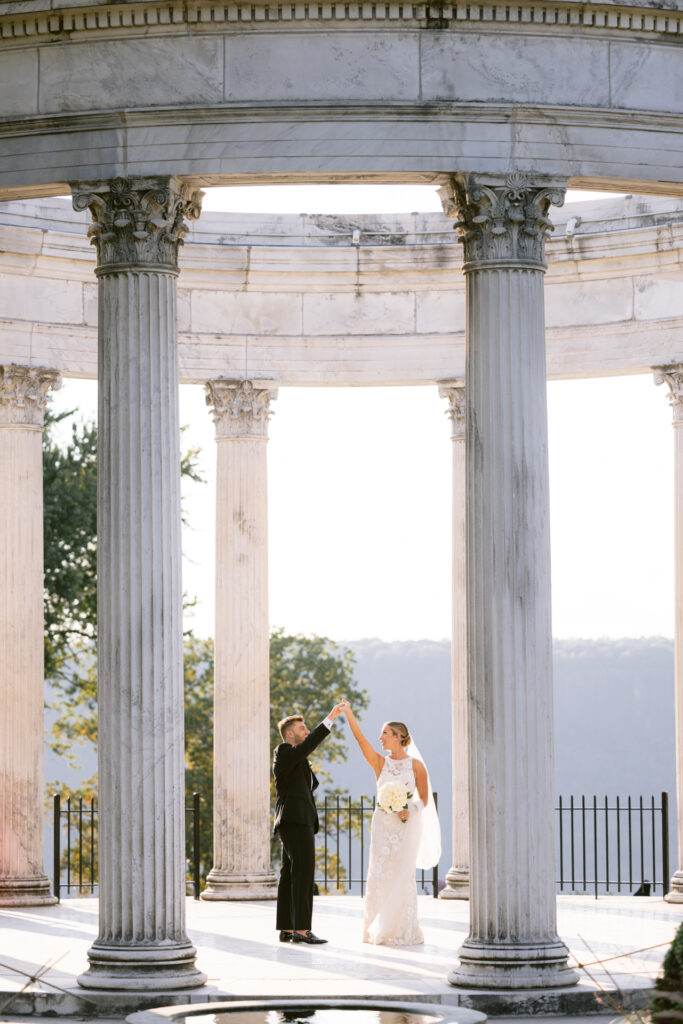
left=273, top=702, right=347, bottom=944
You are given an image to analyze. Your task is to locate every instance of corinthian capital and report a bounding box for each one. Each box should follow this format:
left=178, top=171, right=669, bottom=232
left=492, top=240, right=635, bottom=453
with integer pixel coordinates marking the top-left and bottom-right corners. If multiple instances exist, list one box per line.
left=654, top=366, right=683, bottom=426
left=205, top=380, right=278, bottom=440
left=439, top=173, right=566, bottom=269
left=71, top=176, right=203, bottom=273
left=438, top=380, right=466, bottom=441
left=0, top=366, right=61, bottom=427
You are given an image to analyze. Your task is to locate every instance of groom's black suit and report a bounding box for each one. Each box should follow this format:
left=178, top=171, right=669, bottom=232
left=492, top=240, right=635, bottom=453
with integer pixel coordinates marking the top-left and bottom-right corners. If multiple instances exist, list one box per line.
left=273, top=721, right=330, bottom=932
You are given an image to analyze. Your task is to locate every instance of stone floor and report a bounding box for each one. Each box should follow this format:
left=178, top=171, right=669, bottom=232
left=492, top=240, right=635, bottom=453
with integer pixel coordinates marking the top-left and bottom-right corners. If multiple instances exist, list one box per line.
left=0, top=894, right=681, bottom=1020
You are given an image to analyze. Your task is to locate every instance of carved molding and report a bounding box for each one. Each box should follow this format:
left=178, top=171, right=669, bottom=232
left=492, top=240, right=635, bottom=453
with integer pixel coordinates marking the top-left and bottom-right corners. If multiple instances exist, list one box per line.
left=1, top=2, right=680, bottom=41
left=438, top=380, right=466, bottom=441
left=0, top=366, right=62, bottom=427
left=440, top=173, right=566, bottom=269
left=654, top=365, right=683, bottom=427
left=71, top=177, right=203, bottom=273
left=205, top=380, right=278, bottom=439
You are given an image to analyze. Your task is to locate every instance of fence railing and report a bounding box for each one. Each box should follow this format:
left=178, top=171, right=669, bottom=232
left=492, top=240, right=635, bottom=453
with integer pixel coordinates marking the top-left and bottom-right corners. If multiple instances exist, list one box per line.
left=52, top=792, right=203, bottom=901
left=556, top=793, right=670, bottom=897
left=51, top=789, right=670, bottom=901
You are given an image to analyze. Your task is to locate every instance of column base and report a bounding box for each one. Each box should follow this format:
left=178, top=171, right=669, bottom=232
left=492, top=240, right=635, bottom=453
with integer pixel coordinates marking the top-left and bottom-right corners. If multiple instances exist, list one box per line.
left=449, top=937, right=579, bottom=990
left=77, top=939, right=207, bottom=991
left=665, top=870, right=683, bottom=902
left=0, top=875, right=58, bottom=907
left=201, top=868, right=277, bottom=901
left=439, top=867, right=470, bottom=900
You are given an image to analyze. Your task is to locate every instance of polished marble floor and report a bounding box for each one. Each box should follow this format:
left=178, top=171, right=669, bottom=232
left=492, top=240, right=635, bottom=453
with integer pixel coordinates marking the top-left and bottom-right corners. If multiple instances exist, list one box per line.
left=0, top=894, right=680, bottom=1019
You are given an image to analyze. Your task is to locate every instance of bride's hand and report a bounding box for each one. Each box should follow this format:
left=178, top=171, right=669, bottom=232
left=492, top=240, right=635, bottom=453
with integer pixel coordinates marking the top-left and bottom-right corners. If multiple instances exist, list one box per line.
left=397, top=809, right=409, bottom=822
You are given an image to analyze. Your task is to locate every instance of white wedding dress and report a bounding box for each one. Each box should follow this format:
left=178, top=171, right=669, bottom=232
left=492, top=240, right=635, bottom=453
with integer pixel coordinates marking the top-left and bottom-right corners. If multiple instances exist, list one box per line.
left=363, top=756, right=424, bottom=946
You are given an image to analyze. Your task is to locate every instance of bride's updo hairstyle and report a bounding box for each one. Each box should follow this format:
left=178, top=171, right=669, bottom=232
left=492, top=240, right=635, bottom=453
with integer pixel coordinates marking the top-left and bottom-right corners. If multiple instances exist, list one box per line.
left=387, top=722, right=411, bottom=747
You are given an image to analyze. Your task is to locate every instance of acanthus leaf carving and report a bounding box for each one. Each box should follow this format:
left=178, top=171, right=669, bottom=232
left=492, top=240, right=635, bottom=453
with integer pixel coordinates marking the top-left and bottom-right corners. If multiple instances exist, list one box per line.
left=654, top=365, right=683, bottom=426
left=0, top=366, right=62, bottom=427
left=438, top=381, right=466, bottom=440
left=440, top=174, right=566, bottom=268
left=71, top=176, right=203, bottom=272
left=205, top=380, right=278, bottom=439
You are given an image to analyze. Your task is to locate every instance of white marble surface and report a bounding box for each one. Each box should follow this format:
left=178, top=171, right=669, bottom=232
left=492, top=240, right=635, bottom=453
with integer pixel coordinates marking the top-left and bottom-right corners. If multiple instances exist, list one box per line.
left=0, top=368, right=60, bottom=907
left=202, top=382, right=277, bottom=901
left=84, top=267, right=203, bottom=990
left=2, top=7, right=683, bottom=194
left=0, top=895, right=679, bottom=1006
left=438, top=384, right=468, bottom=902
left=2, top=197, right=683, bottom=384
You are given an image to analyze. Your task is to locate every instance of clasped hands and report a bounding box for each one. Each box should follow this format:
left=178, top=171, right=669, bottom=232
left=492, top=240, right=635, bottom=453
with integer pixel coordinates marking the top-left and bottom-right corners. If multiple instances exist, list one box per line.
left=329, top=698, right=351, bottom=721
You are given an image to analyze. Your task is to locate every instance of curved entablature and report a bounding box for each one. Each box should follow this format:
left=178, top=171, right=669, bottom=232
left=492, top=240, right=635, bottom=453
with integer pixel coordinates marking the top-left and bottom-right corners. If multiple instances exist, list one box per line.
left=1, top=2, right=683, bottom=198
left=1, top=193, right=682, bottom=384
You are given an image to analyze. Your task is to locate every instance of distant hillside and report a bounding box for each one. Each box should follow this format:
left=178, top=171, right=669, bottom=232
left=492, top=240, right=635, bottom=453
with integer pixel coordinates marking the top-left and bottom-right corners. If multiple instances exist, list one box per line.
left=330, top=636, right=676, bottom=870
left=44, top=636, right=677, bottom=874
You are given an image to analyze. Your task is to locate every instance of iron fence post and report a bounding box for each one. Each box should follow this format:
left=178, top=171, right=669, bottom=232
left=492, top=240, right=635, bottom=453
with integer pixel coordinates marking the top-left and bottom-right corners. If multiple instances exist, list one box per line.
left=432, top=792, right=439, bottom=898
left=193, top=792, right=201, bottom=900
left=53, top=793, right=61, bottom=903
left=662, top=791, right=670, bottom=897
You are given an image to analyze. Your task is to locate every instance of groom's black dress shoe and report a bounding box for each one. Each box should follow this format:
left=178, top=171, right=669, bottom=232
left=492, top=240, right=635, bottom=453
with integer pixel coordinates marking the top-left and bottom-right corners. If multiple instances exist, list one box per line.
left=279, top=931, right=293, bottom=942
left=292, top=930, right=327, bottom=945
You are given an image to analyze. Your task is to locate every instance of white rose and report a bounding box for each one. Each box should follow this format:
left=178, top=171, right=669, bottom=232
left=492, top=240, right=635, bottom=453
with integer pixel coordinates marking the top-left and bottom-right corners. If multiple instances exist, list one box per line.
left=377, top=781, right=410, bottom=814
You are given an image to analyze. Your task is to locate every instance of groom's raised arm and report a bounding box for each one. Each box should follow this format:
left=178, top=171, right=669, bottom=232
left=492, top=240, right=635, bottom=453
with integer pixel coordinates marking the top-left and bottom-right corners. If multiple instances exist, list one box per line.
left=274, top=705, right=344, bottom=775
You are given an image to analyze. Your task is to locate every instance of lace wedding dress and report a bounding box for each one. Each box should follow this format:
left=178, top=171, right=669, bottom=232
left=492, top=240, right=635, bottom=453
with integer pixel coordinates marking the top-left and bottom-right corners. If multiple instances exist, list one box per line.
left=363, top=756, right=424, bottom=946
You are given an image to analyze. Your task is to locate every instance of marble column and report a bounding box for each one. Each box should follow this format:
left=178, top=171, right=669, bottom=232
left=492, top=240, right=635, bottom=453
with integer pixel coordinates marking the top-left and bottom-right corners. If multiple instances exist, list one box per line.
left=0, top=366, right=61, bottom=907
left=71, top=177, right=206, bottom=990
left=202, top=379, right=278, bottom=900
left=440, top=174, right=577, bottom=989
left=438, top=381, right=469, bottom=900
left=654, top=366, right=683, bottom=903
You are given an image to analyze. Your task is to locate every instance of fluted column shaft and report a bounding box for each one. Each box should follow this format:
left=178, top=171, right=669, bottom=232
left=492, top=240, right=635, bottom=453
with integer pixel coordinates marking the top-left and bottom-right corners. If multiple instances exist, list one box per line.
left=72, top=176, right=206, bottom=991
left=441, top=174, right=577, bottom=989
left=654, top=366, right=683, bottom=903
left=438, top=382, right=469, bottom=901
left=202, top=380, right=277, bottom=900
left=0, top=367, right=61, bottom=907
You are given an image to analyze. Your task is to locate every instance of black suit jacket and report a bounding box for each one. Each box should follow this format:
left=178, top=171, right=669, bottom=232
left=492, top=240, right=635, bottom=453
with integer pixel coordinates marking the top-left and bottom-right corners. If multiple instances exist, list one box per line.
left=273, top=722, right=331, bottom=835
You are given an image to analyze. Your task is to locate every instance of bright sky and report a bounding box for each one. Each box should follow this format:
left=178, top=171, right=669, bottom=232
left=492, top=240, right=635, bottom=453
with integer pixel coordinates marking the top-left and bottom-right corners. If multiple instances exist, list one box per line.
left=49, top=185, right=675, bottom=642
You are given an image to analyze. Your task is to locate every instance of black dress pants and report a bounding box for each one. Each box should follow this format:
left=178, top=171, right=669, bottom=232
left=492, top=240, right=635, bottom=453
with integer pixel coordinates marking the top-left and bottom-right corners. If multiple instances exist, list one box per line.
left=276, top=822, right=315, bottom=931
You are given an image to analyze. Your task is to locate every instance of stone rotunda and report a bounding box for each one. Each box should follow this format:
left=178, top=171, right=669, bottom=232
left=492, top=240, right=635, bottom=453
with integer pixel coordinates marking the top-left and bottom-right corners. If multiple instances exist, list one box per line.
left=1, top=0, right=683, bottom=995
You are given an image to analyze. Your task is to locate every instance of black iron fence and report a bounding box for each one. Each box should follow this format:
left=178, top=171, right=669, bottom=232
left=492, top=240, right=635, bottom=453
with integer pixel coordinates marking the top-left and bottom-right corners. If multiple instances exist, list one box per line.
left=50, top=789, right=671, bottom=901
left=556, top=793, right=670, bottom=897
left=51, top=792, right=203, bottom=901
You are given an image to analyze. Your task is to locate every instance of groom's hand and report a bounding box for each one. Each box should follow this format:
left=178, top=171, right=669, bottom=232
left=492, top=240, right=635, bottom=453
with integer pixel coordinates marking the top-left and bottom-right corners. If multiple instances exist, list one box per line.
left=328, top=701, right=347, bottom=721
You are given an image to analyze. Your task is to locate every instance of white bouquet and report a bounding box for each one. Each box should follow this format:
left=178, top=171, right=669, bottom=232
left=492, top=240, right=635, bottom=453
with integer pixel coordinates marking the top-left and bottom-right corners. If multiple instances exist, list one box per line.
left=377, top=780, right=413, bottom=822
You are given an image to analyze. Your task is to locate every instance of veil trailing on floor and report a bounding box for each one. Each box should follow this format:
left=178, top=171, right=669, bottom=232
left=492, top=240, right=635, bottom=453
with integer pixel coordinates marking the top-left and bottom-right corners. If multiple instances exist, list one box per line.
left=405, top=739, right=442, bottom=870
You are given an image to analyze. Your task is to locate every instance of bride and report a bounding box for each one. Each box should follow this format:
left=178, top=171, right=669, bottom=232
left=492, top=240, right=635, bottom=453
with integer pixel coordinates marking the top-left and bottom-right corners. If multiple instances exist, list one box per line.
left=340, top=702, right=440, bottom=946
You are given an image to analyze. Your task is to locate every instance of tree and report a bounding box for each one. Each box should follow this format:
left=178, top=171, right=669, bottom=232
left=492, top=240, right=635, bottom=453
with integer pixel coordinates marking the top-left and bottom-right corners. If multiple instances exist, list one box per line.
left=43, top=409, right=98, bottom=682
left=269, top=628, right=368, bottom=782
left=182, top=630, right=369, bottom=885
left=43, top=405, right=370, bottom=890
left=44, top=404, right=203, bottom=761
left=183, top=636, right=215, bottom=884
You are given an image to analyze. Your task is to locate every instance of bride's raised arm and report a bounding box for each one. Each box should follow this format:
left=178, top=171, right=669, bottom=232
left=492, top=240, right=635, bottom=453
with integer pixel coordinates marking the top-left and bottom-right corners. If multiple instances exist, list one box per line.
left=340, top=703, right=383, bottom=778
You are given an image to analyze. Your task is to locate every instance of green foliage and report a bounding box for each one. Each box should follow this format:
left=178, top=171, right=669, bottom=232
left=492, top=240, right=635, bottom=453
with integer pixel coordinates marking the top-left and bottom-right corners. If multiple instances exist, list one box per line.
left=43, top=409, right=98, bottom=681
left=48, top=778, right=98, bottom=896
left=181, top=630, right=369, bottom=885
left=44, top=404, right=204, bottom=760
left=652, top=921, right=683, bottom=1024
left=183, top=636, right=215, bottom=885
left=270, top=628, right=368, bottom=780
left=43, top=402, right=370, bottom=891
